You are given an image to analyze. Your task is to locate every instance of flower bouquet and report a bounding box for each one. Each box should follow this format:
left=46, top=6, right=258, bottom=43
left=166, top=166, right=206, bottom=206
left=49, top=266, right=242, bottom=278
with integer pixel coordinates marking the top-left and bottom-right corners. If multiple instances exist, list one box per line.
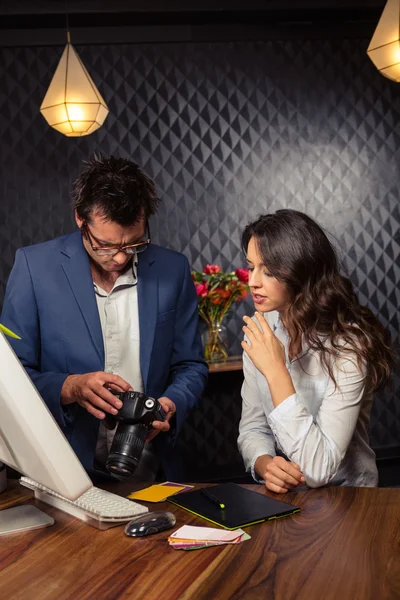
left=192, top=264, right=249, bottom=363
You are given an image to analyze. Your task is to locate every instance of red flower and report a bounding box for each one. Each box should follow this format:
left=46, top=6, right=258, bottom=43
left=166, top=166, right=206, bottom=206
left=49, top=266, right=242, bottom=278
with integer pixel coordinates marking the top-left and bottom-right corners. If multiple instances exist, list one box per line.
left=195, top=283, right=208, bottom=297
left=235, top=268, right=249, bottom=284
left=204, top=264, right=222, bottom=275
left=235, top=288, right=248, bottom=301
left=227, top=280, right=239, bottom=291
left=210, top=288, right=230, bottom=304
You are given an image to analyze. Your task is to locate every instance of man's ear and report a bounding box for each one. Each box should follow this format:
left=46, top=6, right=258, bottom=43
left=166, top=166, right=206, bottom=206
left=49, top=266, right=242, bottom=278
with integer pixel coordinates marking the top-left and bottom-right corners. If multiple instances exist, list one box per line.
left=75, top=211, right=83, bottom=228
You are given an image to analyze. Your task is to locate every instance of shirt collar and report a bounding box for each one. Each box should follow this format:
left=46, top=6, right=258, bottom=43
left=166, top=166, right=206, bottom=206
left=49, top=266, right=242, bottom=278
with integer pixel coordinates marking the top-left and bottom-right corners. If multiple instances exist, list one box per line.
left=271, top=312, right=285, bottom=333
left=271, top=312, right=311, bottom=362
left=115, top=256, right=138, bottom=287
left=93, top=253, right=138, bottom=296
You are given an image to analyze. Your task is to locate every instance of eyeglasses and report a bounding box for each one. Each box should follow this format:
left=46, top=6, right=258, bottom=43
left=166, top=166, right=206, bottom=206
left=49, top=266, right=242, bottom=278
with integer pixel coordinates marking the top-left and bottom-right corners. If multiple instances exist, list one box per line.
left=82, top=222, right=151, bottom=256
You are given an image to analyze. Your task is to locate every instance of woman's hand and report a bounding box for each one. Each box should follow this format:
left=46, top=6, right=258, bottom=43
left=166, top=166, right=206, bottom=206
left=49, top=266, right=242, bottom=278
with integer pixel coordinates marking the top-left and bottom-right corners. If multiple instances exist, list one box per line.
left=242, top=312, right=296, bottom=406
left=242, top=312, right=286, bottom=379
left=255, top=455, right=305, bottom=493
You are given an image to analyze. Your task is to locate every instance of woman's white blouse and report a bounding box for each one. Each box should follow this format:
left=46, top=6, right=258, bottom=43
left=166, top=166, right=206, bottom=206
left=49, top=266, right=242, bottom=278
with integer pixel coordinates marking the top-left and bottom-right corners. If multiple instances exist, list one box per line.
left=238, top=311, right=378, bottom=488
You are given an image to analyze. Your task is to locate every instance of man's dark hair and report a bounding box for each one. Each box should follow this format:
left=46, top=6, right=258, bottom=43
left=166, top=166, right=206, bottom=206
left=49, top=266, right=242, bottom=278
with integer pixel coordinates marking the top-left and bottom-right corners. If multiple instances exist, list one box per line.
left=72, top=154, right=159, bottom=225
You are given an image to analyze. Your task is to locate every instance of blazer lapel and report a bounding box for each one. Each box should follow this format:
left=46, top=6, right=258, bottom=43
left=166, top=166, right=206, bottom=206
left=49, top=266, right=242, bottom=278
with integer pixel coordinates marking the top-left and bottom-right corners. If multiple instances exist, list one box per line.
left=137, top=247, right=158, bottom=389
left=60, top=232, right=104, bottom=366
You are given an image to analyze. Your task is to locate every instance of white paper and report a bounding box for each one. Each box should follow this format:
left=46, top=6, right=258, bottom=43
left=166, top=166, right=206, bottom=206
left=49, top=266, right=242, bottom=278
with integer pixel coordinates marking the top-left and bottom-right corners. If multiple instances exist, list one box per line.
left=169, top=525, right=244, bottom=542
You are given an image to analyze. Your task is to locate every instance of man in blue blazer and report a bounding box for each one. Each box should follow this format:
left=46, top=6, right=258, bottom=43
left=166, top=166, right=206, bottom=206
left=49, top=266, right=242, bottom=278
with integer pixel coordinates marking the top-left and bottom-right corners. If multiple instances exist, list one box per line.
left=1, top=155, right=208, bottom=482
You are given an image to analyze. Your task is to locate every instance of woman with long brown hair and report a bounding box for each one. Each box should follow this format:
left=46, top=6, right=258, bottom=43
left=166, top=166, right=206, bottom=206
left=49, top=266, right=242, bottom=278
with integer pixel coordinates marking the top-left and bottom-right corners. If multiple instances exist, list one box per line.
left=238, top=209, right=395, bottom=492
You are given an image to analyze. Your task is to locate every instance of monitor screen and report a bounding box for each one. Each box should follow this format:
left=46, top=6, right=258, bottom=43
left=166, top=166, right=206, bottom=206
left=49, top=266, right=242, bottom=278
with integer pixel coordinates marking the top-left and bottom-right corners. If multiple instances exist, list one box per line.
left=0, top=332, right=92, bottom=500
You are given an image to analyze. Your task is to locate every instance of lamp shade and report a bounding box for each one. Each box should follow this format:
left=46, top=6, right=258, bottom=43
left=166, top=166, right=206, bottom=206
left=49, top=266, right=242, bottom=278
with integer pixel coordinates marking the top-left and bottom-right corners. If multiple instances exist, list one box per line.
left=40, top=41, right=109, bottom=136
left=367, top=0, right=400, bottom=82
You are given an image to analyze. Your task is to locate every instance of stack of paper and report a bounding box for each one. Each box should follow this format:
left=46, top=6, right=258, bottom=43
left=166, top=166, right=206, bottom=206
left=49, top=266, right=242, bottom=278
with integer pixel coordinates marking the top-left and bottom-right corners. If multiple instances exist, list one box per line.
left=168, top=525, right=250, bottom=550
left=128, top=482, right=194, bottom=502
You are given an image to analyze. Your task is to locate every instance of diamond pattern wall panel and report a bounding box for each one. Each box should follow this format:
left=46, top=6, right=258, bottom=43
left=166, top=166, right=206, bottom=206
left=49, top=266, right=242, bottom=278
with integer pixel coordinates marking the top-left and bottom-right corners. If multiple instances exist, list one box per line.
left=175, top=371, right=246, bottom=482
left=0, top=39, right=399, bottom=455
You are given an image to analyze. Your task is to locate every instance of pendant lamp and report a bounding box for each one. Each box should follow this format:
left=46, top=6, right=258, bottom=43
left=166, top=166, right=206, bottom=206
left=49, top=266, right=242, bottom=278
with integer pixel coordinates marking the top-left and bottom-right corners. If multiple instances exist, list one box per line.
left=367, top=0, right=400, bottom=82
left=40, top=33, right=109, bottom=136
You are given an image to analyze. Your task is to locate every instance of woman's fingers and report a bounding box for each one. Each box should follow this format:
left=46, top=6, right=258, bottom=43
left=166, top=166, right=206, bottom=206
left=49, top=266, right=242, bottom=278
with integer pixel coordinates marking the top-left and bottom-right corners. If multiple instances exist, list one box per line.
left=264, top=472, right=290, bottom=491
left=243, top=316, right=263, bottom=340
left=242, top=326, right=256, bottom=344
left=242, top=328, right=257, bottom=346
left=267, top=457, right=305, bottom=486
left=279, top=459, right=305, bottom=483
left=243, top=313, right=275, bottom=346
left=254, top=311, right=273, bottom=335
left=265, top=480, right=289, bottom=494
left=268, top=464, right=302, bottom=488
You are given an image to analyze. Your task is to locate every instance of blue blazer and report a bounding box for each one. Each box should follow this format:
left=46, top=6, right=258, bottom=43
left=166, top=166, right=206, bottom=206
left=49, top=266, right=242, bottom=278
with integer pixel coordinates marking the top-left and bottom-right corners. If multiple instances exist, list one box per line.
left=1, top=231, right=208, bottom=480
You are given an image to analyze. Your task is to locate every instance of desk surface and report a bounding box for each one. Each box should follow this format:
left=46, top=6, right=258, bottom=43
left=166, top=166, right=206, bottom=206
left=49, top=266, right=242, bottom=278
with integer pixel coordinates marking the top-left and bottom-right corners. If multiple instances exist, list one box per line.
left=208, top=355, right=243, bottom=373
left=0, top=481, right=399, bottom=600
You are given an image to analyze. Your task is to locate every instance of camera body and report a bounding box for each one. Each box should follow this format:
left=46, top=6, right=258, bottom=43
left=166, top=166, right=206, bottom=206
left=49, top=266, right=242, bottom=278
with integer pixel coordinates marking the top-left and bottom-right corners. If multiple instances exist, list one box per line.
left=105, top=390, right=166, bottom=428
left=104, top=390, right=166, bottom=479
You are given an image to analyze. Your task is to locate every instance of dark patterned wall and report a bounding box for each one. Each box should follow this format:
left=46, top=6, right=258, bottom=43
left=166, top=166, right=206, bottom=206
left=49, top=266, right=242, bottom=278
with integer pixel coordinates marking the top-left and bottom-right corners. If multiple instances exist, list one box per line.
left=0, top=39, right=399, bottom=451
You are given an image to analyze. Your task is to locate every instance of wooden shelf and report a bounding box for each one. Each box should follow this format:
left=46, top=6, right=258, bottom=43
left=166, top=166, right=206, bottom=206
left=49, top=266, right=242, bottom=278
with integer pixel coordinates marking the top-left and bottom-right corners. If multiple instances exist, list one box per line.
left=208, top=355, right=243, bottom=373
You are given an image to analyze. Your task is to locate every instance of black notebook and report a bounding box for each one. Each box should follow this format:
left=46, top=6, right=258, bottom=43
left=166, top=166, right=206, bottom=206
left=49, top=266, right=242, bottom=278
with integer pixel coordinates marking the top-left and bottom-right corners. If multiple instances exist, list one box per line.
left=168, top=482, right=300, bottom=530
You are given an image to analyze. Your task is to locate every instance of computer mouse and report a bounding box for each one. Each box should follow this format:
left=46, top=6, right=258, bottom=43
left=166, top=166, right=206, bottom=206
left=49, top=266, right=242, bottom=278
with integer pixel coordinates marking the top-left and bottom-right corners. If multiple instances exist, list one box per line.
left=124, top=511, right=176, bottom=537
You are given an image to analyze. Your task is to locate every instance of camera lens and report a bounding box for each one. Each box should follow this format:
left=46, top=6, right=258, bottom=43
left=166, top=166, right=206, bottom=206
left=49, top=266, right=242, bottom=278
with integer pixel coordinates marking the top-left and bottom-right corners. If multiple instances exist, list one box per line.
left=106, top=423, right=148, bottom=478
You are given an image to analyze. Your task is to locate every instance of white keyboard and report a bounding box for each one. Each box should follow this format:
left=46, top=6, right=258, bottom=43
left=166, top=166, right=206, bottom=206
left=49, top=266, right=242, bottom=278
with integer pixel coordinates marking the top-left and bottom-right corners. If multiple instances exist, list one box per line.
left=20, top=477, right=148, bottom=528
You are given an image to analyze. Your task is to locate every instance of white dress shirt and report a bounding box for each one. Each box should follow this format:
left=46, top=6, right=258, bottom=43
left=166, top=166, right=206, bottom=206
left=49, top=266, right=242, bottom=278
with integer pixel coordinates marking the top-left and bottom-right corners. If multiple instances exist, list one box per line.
left=238, top=311, right=378, bottom=488
left=94, top=257, right=159, bottom=480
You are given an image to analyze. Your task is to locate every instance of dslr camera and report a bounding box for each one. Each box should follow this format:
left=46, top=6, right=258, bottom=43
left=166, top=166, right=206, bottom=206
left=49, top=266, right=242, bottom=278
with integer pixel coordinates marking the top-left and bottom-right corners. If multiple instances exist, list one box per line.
left=104, top=390, right=166, bottom=479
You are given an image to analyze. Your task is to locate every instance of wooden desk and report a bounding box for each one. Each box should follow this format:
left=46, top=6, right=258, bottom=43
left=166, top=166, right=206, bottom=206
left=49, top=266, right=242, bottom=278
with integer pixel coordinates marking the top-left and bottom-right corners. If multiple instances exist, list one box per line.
left=208, top=355, right=243, bottom=373
left=0, top=481, right=399, bottom=600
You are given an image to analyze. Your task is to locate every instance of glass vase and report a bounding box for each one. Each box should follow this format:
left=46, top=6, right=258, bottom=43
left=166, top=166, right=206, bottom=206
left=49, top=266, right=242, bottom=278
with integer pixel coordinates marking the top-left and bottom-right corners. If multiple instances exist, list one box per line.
left=201, top=320, right=229, bottom=363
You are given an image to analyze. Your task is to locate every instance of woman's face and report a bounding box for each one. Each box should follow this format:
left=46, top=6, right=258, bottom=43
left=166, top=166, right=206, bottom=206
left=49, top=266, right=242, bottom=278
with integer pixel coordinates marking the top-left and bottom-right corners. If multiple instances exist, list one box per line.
left=246, top=236, right=291, bottom=313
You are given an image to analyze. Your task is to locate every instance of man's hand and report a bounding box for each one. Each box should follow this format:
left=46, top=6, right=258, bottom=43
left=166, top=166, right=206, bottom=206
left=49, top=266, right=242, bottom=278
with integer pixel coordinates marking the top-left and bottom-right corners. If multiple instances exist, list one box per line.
left=146, top=396, right=176, bottom=442
left=255, top=455, right=305, bottom=493
left=60, top=372, right=131, bottom=420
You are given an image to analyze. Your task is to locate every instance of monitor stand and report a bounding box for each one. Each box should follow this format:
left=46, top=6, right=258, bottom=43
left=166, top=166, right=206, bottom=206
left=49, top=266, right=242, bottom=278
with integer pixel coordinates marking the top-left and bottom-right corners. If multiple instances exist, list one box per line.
left=0, top=465, right=54, bottom=534
left=0, top=504, right=54, bottom=534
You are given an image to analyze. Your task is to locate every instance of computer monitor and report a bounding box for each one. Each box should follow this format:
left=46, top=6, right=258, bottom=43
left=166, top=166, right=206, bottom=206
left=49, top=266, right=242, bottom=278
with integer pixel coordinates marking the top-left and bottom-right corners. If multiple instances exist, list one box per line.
left=0, top=331, right=92, bottom=500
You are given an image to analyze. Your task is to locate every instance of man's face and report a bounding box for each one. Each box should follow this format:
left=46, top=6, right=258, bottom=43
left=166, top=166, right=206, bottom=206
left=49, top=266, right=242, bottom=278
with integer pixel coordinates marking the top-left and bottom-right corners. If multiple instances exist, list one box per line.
left=76, top=211, right=147, bottom=273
